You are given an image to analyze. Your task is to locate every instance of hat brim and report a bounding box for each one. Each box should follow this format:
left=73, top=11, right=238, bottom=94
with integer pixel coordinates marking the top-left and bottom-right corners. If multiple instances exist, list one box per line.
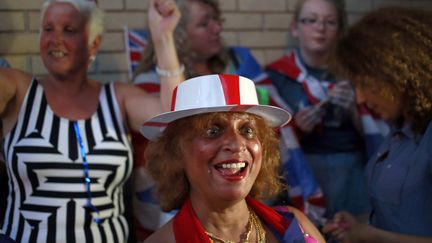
left=140, top=105, right=291, bottom=141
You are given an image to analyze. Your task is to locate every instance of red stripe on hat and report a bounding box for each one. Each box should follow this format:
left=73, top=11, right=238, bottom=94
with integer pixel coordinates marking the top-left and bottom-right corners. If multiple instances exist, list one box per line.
left=218, top=74, right=241, bottom=105
left=171, top=86, right=178, bottom=111
left=144, top=121, right=168, bottom=127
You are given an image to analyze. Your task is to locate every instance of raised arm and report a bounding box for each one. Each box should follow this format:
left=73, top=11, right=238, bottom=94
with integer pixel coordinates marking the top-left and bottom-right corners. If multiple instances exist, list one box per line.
left=121, top=0, right=183, bottom=132
left=0, top=68, right=32, bottom=138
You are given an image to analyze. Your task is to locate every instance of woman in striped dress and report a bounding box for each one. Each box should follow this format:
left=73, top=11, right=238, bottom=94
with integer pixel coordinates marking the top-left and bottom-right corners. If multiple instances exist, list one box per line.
left=0, top=0, right=182, bottom=242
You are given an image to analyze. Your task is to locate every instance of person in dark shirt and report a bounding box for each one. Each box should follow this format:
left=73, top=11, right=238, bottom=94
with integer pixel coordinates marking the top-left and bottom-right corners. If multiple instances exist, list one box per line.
left=323, top=7, right=432, bottom=243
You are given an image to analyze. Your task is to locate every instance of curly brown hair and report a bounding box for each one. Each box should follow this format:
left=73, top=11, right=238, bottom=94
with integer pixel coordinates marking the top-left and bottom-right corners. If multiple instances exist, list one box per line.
left=133, top=0, right=229, bottom=80
left=144, top=112, right=284, bottom=211
left=333, top=7, right=432, bottom=134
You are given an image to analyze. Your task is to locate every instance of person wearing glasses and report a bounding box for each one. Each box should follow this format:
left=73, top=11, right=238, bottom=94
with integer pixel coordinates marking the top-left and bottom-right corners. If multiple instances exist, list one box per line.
left=0, top=0, right=182, bottom=242
left=266, top=0, right=371, bottom=223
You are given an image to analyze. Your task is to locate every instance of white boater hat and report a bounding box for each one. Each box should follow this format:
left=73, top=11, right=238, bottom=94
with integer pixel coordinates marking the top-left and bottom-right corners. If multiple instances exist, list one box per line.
left=140, top=74, right=291, bottom=140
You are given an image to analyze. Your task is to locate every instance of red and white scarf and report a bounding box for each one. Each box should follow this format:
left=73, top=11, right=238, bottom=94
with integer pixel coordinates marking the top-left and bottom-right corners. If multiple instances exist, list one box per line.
left=173, top=197, right=317, bottom=243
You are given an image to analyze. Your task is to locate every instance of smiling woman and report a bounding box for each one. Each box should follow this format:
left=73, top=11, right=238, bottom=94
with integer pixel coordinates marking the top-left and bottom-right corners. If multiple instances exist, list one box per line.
left=130, top=1, right=269, bottom=239
left=140, top=74, right=325, bottom=243
left=0, top=0, right=182, bottom=242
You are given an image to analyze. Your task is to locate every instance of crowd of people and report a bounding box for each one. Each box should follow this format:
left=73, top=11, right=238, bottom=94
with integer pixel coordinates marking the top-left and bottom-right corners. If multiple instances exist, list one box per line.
left=0, top=0, right=431, bottom=242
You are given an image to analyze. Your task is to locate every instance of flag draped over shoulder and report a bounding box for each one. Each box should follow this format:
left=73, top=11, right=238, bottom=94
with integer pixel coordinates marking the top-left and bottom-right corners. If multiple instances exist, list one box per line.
left=265, top=49, right=389, bottom=223
left=254, top=76, right=327, bottom=225
left=266, top=49, right=389, bottom=158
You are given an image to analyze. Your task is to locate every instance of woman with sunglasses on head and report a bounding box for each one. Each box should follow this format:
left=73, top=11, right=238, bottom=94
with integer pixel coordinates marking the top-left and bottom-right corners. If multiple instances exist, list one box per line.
left=0, top=0, right=182, bottom=242
left=141, top=74, right=325, bottom=243
left=266, top=0, right=373, bottom=223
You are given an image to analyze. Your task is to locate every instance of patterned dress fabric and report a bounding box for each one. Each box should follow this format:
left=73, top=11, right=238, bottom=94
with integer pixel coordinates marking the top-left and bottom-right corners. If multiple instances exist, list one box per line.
left=2, top=79, right=132, bottom=243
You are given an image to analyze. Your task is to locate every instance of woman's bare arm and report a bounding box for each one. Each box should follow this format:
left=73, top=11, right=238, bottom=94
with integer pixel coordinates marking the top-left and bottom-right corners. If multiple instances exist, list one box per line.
left=122, top=0, right=183, bottom=132
left=0, top=68, right=32, bottom=137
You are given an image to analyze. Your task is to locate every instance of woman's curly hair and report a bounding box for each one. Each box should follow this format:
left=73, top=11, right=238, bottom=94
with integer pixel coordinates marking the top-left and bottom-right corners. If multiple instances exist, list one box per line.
left=332, top=7, right=432, bottom=134
left=133, top=0, right=229, bottom=80
left=144, top=112, right=284, bottom=211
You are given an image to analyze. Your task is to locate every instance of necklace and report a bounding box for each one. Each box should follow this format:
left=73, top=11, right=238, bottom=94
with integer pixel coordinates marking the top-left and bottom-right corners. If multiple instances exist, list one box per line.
left=205, top=209, right=253, bottom=243
left=250, top=210, right=266, bottom=243
left=73, top=121, right=102, bottom=224
left=205, top=209, right=266, bottom=243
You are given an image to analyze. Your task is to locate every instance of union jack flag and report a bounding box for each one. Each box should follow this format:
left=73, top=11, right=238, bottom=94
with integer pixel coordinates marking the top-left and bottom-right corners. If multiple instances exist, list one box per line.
left=124, top=27, right=149, bottom=78
left=255, top=78, right=327, bottom=226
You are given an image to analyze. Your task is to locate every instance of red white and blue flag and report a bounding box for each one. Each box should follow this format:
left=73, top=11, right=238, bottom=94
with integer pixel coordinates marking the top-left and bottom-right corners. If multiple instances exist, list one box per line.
left=265, top=49, right=389, bottom=224
left=254, top=77, right=327, bottom=226
left=124, top=27, right=149, bottom=78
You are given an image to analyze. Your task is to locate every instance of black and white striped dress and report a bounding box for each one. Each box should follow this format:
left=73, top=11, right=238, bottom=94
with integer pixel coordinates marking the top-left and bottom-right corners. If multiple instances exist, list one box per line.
left=2, top=79, right=133, bottom=242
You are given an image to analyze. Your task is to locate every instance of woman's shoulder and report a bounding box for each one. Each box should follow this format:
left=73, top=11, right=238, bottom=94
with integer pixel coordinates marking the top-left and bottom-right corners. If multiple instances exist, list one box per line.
left=0, top=67, right=32, bottom=86
left=144, top=220, right=175, bottom=243
left=277, top=206, right=326, bottom=243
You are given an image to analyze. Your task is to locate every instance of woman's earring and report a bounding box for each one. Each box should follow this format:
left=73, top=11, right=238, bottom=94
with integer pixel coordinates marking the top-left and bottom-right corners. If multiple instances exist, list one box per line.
left=89, top=55, right=96, bottom=63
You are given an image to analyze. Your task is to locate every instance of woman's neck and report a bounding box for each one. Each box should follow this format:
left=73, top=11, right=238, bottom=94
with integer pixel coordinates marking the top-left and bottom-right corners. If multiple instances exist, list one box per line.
left=44, top=75, right=90, bottom=95
left=299, top=48, right=329, bottom=70
left=192, top=62, right=212, bottom=76
left=191, top=198, right=250, bottom=239
left=41, top=75, right=101, bottom=120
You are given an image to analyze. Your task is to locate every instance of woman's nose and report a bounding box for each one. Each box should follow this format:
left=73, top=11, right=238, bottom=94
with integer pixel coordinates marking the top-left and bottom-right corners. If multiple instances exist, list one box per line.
left=222, top=130, right=246, bottom=152
left=210, top=19, right=222, bottom=34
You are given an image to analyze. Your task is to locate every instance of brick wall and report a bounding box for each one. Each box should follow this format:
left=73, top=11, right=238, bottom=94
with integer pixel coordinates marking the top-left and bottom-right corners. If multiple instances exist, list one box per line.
left=0, top=0, right=431, bottom=83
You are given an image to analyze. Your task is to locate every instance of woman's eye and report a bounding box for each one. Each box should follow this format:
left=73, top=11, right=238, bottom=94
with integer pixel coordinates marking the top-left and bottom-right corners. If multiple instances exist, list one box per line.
left=325, top=20, right=337, bottom=26
left=65, top=27, right=77, bottom=33
left=206, top=126, right=220, bottom=137
left=241, top=126, right=254, bottom=138
left=43, top=27, right=52, bottom=32
left=198, top=20, right=209, bottom=28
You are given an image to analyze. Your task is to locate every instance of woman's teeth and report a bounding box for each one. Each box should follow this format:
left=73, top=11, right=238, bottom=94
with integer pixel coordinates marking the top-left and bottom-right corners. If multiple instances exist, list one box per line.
left=51, top=51, right=65, bottom=58
left=221, top=162, right=246, bottom=169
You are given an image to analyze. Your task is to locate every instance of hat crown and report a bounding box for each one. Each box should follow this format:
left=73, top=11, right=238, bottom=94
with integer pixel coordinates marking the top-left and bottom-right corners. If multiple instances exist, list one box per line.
left=172, top=74, right=258, bottom=112
left=141, top=74, right=291, bottom=141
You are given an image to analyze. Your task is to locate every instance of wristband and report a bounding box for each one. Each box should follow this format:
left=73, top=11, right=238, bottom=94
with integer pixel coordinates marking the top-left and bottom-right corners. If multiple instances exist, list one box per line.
left=155, top=64, right=185, bottom=77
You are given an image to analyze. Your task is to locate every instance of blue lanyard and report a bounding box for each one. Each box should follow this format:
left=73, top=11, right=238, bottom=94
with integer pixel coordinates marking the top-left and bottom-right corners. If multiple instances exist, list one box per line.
left=73, top=121, right=102, bottom=224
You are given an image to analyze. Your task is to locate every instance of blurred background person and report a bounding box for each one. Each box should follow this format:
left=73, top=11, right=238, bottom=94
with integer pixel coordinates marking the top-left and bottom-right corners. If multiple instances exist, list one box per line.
left=266, top=0, right=372, bottom=223
left=141, top=74, right=324, bottom=243
left=0, top=0, right=181, bottom=242
left=130, top=0, right=268, bottom=240
left=323, top=6, right=432, bottom=243
left=133, top=0, right=266, bottom=81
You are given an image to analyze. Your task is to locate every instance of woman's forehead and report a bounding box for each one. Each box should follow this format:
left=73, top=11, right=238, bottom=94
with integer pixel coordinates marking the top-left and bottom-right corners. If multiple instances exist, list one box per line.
left=43, top=2, right=84, bottom=23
